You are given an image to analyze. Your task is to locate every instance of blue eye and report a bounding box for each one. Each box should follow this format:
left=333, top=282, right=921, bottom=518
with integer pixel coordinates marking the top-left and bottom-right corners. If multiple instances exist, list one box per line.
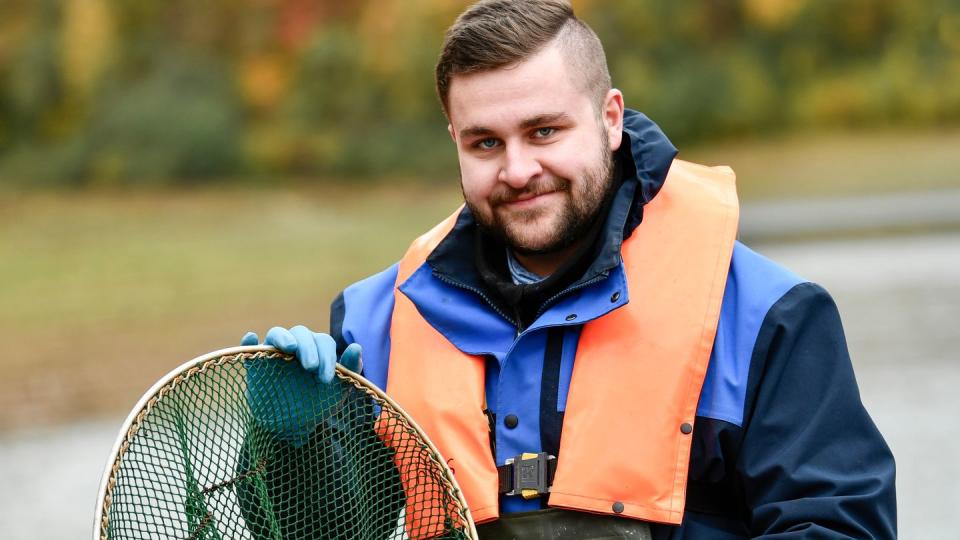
left=477, top=138, right=498, bottom=149
left=534, top=127, right=555, bottom=138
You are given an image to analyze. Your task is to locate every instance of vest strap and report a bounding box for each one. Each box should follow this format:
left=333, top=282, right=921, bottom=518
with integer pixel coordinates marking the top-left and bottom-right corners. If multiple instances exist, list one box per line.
left=497, top=452, right=557, bottom=498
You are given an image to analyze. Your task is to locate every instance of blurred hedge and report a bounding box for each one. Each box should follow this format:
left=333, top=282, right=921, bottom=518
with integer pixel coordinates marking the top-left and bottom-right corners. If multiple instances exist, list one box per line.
left=1, top=0, right=958, bottom=186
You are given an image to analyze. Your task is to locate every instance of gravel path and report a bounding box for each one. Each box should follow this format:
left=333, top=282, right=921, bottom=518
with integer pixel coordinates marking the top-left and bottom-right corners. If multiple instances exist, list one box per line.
left=2, top=232, right=957, bottom=539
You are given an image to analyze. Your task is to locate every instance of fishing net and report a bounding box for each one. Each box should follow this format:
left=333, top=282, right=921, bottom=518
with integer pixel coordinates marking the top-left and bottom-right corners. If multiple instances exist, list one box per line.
left=95, top=346, right=476, bottom=540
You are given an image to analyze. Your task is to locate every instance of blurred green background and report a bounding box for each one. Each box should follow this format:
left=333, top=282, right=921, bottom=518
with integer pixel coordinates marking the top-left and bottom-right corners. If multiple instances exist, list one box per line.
left=2, top=0, right=959, bottom=186
left=1, top=0, right=959, bottom=430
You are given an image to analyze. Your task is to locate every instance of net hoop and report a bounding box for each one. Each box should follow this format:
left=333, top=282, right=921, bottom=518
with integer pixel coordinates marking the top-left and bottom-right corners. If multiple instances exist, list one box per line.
left=93, top=344, right=478, bottom=539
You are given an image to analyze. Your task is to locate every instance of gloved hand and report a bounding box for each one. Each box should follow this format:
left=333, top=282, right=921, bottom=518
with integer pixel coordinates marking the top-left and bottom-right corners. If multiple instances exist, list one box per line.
left=242, top=326, right=363, bottom=447
left=242, top=326, right=363, bottom=381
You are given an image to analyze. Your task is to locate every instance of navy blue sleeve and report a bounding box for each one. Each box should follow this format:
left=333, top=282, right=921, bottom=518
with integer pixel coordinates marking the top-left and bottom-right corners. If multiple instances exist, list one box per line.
left=738, top=283, right=896, bottom=539
left=330, top=291, right=348, bottom=357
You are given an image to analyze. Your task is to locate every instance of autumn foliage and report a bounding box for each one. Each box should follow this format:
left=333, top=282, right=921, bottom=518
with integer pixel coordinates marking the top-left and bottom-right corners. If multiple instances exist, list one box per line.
left=1, top=0, right=958, bottom=185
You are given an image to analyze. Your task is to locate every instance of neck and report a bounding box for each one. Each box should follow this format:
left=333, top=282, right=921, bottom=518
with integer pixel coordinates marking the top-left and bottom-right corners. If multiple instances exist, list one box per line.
left=511, top=236, right=587, bottom=278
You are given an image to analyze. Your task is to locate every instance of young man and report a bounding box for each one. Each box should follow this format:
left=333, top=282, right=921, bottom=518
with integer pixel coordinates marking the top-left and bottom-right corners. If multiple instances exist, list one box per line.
left=242, top=1, right=896, bottom=537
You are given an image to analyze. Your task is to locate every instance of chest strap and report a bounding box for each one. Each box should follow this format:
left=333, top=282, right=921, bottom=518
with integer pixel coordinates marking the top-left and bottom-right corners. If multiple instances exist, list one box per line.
left=497, top=453, right=557, bottom=498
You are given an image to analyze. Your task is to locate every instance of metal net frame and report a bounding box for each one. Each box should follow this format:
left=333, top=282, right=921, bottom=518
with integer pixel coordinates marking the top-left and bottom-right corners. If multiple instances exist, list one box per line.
left=95, top=345, right=477, bottom=540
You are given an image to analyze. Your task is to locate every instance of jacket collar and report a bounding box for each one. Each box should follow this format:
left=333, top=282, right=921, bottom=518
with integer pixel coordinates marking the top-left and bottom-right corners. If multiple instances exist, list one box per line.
left=620, top=109, right=679, bottom=233
left=425, top=109, right=677, bottom=302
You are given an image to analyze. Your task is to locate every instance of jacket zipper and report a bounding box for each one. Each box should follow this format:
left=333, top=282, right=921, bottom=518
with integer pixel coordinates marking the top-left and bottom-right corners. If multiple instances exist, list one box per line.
left=432, top=271, right=519, bottom=330
left=531, top=272, right=609, bottom=322
left=433, top=270, right=613, bottom=339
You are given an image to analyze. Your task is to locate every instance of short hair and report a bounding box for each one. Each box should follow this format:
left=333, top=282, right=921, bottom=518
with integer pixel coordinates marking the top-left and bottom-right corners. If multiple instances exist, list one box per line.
left=435, top=0, right=611, bottom=116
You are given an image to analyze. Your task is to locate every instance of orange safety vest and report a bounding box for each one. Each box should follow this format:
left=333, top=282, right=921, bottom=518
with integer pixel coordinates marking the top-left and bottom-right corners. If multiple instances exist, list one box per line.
left=385, top=159, right=738, bottom=526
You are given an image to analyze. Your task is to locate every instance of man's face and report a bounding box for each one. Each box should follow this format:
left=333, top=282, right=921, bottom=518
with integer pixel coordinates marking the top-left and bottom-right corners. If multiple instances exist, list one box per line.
left=446, top=42, right=624, bottom=255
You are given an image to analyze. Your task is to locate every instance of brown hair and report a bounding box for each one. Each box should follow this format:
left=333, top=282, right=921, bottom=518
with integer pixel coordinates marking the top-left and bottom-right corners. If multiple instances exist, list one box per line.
left=435, top=0, right=611, bottom=116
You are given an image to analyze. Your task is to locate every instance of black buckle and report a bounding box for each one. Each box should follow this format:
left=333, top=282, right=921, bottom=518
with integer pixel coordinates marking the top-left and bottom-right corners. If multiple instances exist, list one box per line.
left=498, top=452, right=556, bottom=499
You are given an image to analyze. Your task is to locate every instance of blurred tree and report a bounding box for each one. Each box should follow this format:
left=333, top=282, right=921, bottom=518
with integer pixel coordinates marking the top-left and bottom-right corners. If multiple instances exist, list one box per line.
left=61, top=0, right=116, bottom=102
left=0, top=0, right=957, bottom=186
left=76, top=54, right=244, bottom=185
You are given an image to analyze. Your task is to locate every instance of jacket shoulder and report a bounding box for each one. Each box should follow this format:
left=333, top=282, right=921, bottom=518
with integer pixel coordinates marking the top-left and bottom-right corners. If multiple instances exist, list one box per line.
left=697, top=242, right=808, bottom=425
left=330, top=263, right=399, bottom=389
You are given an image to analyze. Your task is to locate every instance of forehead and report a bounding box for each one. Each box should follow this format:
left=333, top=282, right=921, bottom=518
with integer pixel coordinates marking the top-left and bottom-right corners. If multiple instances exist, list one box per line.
left=446, top=43, right=591, bottom=130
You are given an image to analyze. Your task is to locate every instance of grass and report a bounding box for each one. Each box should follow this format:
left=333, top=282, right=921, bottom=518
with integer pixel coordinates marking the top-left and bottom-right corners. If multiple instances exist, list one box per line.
left=1, top=129, right=958, bottom=431
left=0, top=185, right=463, bottom=430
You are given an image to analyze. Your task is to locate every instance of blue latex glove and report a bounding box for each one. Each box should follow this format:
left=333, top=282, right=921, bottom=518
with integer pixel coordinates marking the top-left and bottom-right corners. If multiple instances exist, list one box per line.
left=242, top=326, right=363, bottom=447
left=242, top=326, right=362, bottom=380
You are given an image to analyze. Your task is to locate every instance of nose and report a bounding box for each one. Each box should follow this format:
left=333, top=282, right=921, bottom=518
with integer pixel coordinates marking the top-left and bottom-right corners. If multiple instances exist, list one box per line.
left=498, top=143, right=542, bottom=188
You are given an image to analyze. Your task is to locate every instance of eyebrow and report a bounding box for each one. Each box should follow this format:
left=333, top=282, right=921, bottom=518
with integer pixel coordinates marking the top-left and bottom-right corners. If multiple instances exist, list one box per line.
left=518, top=112, right=571, bottom=130
left=458, top=125, right=495, bottom=139
left=458, top=112, right=572, bottom=140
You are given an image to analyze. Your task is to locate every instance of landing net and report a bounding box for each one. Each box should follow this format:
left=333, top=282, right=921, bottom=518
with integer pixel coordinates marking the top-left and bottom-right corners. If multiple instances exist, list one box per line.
left=95, top=346, right=476, bottom=540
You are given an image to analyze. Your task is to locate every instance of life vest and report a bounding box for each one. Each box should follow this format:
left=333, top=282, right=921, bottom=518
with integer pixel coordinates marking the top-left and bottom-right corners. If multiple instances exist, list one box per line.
left=385, top=159, right=738, bottom=526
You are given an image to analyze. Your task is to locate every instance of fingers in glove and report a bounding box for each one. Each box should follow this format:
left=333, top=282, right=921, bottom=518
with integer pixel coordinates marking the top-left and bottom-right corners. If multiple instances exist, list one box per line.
left=313, top=332, right=338, bottom=384
left=339, top=343, right=363, bottom=374
left=289, top=325, right=320, bottom=374
left=265, top=326, right=298, bottom=354
left=240, top=332, right=260, bottom=346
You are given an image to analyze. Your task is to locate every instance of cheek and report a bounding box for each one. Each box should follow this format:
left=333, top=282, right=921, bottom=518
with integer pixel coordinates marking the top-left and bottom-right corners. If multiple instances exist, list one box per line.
left=460, top=180, right=487, bottom=205
left=548, top=133, right=602, bottom=174
left=541, top=150, right=584, bottom=181
left=458, top=157, right=497, bottom=201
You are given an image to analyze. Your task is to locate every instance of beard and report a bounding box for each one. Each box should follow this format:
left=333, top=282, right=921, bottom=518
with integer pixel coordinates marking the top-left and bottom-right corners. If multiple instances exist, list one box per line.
left=465, top=139, right=616, bottom=256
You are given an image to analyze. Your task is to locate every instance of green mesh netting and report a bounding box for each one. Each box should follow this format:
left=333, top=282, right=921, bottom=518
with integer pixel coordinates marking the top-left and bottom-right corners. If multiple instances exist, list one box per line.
left=98, top=348, right=476, bottom=540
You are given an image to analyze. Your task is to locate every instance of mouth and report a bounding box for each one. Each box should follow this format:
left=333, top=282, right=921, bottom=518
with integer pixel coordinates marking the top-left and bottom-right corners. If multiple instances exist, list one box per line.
left=500, top=190, right=558, bottom=208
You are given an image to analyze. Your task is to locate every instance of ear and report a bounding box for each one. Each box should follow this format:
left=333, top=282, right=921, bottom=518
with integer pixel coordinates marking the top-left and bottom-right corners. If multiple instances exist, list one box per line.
left=602, top=89, right=625, bottom=151
left=447, top=123, right=457, bottom=144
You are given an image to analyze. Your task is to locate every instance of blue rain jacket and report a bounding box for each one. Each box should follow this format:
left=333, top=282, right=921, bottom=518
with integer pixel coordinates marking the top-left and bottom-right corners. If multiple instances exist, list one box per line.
left=330, top=110, right=897, bottom=538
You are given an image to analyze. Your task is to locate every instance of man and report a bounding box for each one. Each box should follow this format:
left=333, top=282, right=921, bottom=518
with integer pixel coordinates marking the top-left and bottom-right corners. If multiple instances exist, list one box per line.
left=242, top=0, right=896, bottom=537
